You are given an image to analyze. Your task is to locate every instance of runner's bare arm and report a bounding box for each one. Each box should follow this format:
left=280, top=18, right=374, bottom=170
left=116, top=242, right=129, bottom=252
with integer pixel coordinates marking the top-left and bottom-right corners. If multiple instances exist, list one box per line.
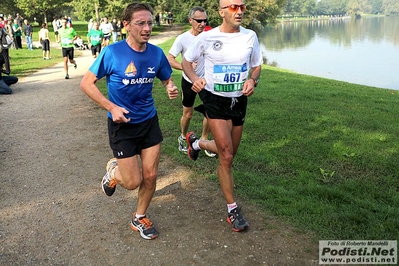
left=80, top=70, right=130, bottom=123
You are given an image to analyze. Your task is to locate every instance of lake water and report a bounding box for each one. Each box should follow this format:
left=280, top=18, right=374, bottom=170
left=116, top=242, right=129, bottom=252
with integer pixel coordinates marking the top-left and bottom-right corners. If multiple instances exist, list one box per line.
left=258, top=16, right=399, bottom=90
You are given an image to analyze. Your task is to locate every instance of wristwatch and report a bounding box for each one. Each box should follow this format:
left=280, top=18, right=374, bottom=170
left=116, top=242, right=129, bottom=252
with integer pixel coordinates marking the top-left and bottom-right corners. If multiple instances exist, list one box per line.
left=250, top=78, right=259, bottom=87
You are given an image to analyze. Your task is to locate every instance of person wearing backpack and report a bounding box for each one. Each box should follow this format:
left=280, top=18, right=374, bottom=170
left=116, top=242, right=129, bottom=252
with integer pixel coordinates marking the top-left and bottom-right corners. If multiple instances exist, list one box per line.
left=5, top=20, right=15, bottom=49
left=0, top=27, right=18, bottom=94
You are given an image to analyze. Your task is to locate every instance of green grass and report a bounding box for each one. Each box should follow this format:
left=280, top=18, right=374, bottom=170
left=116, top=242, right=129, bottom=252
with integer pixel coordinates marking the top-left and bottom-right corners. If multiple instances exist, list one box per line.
left=10, top=28, right=398, bottom=241
left=153, top=41, right=399, bottom=240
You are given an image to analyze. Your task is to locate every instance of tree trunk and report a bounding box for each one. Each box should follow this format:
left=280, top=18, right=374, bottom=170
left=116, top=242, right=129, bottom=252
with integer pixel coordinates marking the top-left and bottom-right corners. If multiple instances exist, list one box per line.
left=95, top=3, right=99, bottom=22
left=43, top=10, right=47, bottom=24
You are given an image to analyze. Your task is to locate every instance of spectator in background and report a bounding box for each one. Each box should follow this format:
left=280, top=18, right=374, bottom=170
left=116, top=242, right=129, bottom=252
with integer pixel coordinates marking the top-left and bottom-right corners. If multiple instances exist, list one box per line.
left=88, top=18, right=94, bottom=32
left=0, top=15, right=5, bottom=29
left=155, top=13, right=160, bottom=26
left=38, top=22, right=51, bottom=59
left=111, top=18, right=119, bottom=43
left=163, top=12, right=167, bottom=24
left=7, top=15, right=14, bottom=25
left=52, top=16, right=60, bottom=43
left=67, top=16, right=72, bottom=27
left=23, top=19, right=33, bottom=50
left=167, top=12, right=173, bottom=27
left=15, top=13, right=23, bottom=28
left=116, top=19, right=122, bottom=40
left=5, top=20, right=15, bottom=49
left=0, top=70, right=18, bottom=94
left=120, top=25, right=127, bottom=39
left=0, top=28, right=17, bottom=94
left=12, top=19, right=22, bottom=49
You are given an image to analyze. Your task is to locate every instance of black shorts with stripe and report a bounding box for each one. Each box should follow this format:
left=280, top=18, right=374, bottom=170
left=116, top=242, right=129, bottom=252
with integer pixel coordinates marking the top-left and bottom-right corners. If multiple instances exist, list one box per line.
left=107, top=114, right=163, bottom=158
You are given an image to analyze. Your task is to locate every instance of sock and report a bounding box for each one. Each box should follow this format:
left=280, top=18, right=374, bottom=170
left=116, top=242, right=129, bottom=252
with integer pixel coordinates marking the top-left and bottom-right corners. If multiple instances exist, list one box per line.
left=180, top=134, right=186, bottom=140
left=110, top=166, right=118, bottom=179
left=227, top=202, right=238, bottom=213
left=135, top=213, right=146, bottom=220
left=192, top=139, right=201, bottom=150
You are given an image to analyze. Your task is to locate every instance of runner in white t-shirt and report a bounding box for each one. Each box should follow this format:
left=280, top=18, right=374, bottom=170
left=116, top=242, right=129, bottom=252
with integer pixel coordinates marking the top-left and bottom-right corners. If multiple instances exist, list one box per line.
left=167, top=6, right=215, bottom=157
left=99, top=16, right=113, bottom=46
left=182, top=0, right=262, bottom=233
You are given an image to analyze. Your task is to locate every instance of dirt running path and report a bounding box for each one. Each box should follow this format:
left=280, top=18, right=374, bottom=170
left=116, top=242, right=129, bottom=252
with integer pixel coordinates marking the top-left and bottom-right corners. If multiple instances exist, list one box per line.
left=0, top=27, right=319, bottom=265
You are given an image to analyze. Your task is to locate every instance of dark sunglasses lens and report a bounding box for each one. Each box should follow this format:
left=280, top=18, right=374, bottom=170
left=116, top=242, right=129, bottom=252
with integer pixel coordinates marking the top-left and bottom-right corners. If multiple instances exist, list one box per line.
left=194, top=18, right=207, bottom=23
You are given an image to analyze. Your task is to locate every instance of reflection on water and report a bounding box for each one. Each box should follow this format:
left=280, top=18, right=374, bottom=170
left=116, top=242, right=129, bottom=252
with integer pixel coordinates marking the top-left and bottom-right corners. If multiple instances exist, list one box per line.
left=259, top=16, right=399, bottom=90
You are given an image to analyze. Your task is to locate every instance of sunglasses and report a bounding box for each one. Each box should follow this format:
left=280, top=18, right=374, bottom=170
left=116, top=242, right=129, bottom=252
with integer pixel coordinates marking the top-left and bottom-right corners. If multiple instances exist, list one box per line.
left=221, top=4, right=247, bottom=12
left=191, top=18, right=208, bottom=24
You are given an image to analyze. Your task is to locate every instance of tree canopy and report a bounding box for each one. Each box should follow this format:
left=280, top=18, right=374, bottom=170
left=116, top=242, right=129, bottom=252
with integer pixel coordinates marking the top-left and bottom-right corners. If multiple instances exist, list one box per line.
left=5, top=0, right=285, bottom=28
left=3, top=0, right=398, bottom=29
left=283, top=0, right=399, bottom=16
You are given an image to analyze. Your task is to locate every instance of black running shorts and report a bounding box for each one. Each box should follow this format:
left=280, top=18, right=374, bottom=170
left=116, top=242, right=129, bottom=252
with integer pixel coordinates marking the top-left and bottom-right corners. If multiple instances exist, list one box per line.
left=198, top=90, right=247, bottom=126
left=181, top=77, right=198, bottom=108
left=107, top=114, right=163, bottom=158
left=62, top=47, right=74, bottom=60
left=41, top=39, right=50, bottom=51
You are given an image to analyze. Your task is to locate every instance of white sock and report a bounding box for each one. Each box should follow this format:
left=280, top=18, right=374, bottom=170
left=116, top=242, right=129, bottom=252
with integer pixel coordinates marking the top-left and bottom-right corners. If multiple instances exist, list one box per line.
left=227, top=202, right=238, bottom=213
left=180, top=134, right=186, bottom=140
left=135, top=213, right=146, bottom=220
left=110, top=166, right=118, bottom=179
left=192, top=139, right=201, bottom=150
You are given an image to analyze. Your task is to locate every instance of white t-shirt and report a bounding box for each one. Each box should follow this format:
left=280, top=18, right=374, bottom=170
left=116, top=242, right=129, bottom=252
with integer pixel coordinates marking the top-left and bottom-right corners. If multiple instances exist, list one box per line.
left=169, top=30, right=205, bottom=82
left=52, top=20, right=57, bottom=32
left=184, top=26, right=262, bottom=98
left=39, top=28, right=49, bottom=40
left=100, top=22, right=113, bottom=36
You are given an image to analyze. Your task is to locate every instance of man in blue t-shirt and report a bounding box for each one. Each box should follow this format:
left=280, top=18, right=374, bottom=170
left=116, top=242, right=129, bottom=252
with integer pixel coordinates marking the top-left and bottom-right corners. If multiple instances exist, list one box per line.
left=80, top=2, right=178, bottom=240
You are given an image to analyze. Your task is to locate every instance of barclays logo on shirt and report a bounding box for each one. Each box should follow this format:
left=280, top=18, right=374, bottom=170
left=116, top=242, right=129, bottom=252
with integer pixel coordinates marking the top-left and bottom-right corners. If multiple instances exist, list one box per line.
left=121, top=77, right=155, bottom=85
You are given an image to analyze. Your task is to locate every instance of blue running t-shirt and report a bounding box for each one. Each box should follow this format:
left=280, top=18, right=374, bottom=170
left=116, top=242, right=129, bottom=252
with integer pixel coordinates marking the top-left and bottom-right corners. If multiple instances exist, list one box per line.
left=90, top=40, right=172, bottom=124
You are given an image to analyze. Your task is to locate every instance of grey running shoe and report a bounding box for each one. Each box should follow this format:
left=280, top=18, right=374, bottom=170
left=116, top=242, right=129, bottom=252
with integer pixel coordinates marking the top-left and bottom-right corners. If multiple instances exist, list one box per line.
left=186, top=132, right=200, bottom=161
left=178, top=135, right=187, bottom=153
left=204, top=150, right=217, bottom=158
left=65, top=74, right=69, bottom=79
left=130, top=213, right=159, bottom=240
left=227, top=207, right=249, bottom=232
left=102, top=158, right=117, bottom=196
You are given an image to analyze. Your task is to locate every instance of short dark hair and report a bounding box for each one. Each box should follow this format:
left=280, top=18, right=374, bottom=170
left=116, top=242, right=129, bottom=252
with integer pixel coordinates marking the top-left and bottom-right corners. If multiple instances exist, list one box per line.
left=122, top=2, right=153, bottom=22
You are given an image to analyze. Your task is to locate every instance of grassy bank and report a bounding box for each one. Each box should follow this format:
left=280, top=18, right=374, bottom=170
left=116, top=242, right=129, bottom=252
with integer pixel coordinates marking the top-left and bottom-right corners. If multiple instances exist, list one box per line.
left=155, top=39, right=399, bottom=240
left=8, top=29, right=398, bottom=241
